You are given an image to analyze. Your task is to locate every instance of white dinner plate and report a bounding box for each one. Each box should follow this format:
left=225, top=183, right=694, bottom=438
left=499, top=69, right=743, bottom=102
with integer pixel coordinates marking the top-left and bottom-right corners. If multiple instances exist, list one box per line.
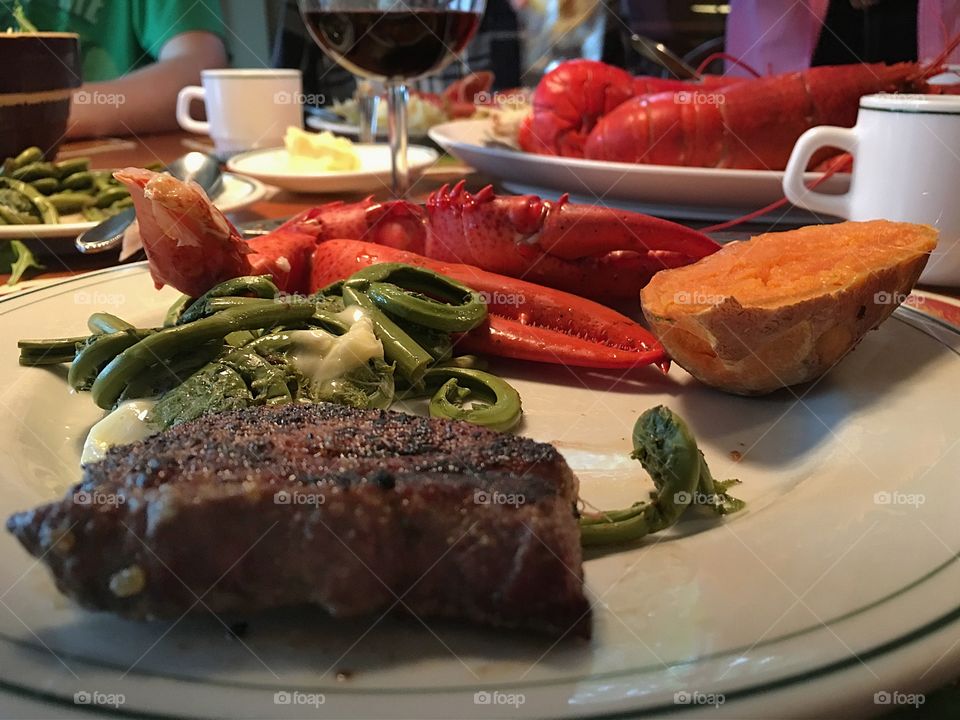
left=428, top=119, right=851, bottom=222
left=0, top=173, right=267, bottom=241
left=0, top=267, right=959, bottom=718
left=226, top=145, right=440, bottom=194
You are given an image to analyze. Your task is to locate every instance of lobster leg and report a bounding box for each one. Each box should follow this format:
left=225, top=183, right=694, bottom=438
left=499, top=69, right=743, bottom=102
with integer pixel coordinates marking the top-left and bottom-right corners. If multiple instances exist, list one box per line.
left=310, top=240, right=668, bottom=370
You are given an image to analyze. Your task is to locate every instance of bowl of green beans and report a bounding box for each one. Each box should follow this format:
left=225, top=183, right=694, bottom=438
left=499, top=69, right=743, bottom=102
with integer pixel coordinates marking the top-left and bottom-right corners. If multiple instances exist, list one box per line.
left=0, top=146, right=160, bottom=227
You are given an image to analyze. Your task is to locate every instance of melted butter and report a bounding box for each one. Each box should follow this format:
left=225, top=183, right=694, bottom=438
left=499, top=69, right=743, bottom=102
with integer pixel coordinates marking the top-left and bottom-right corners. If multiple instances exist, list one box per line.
left=287, top=316, right=382, bottom=385
left=81, top=399, right=158, bottom=465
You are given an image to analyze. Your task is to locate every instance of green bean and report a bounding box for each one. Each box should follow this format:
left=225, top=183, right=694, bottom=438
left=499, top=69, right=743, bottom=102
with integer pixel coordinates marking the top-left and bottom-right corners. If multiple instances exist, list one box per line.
left=419, top=367, right=522, bottom=432
left=342, top=285, right=432, bottom=383
left=91, top=169, right=118, bottom=191
left=81, top=206, right=107, bottom=222
left=580, top=406, right=711, bottom=547
left=178, top=275, right=280, bottom=325
left=118, top=340, right=223, bottom=401
left=306, top=309, right=350, bottom=335
left=30, top=177, right=60, bottom=195
left=61, top=171, right=94, bottom=191
left=345, top=263, right=487, bottom=333
left=68, top=329, right=155, bottom=391
left=11, top=162, right=56, bottom=183
left=91, top=302, right=315, bottom=409
left=19, top=350, right=77, bottom=366
left=94, top=187, right=130, bottom=209
left=224, top=330, right=259, bottom=347
left=164, top=294, right=192, bottom=327
left=11, top=147, right=43, bottom=169
left=241, top=331, right=295, bottom=355
left=163, top=297, right=278, bottom=327
left=110, top=196, right=134, bottom=210
left=403, top=322, right=452, bottom=361
left=48, top=192, right=91, bottom=214
left=579, top=503, right=650, bottom=526
left=0, top=204, right=33, bottom=224
left=17, top=336, right=87, bottom=366
left=0, top=177, right=58, bottom=223
left=221, top=346, right=292, bottom=404
left=53, top=158, right=90, bottom=178
left=87, top=313, right=134, bottom=335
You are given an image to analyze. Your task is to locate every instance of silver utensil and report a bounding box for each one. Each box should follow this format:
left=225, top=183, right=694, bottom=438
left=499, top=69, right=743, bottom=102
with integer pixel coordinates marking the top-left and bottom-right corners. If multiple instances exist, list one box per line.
left=628, top=34, right=701, bottom=81
left=75, top=152, right=222, bottom=255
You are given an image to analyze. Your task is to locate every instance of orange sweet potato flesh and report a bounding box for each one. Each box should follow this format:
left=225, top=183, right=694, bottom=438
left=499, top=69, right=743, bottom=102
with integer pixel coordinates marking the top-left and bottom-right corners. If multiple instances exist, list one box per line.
left=641, top=221, right=938, bottom=395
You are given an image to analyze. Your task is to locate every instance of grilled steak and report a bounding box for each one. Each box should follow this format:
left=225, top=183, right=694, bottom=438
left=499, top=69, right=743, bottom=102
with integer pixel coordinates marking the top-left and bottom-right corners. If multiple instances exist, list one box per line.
left=7, top=403, right=590, bottom=637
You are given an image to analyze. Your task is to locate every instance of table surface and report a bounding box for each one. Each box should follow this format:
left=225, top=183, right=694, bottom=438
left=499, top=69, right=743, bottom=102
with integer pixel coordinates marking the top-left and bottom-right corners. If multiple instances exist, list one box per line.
left=2, top=131, right=959, bottom=717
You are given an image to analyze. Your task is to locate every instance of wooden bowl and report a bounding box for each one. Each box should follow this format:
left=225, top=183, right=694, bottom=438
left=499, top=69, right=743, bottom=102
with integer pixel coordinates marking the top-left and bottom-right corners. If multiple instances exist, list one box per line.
left=0, top=33, right=82, bottom=160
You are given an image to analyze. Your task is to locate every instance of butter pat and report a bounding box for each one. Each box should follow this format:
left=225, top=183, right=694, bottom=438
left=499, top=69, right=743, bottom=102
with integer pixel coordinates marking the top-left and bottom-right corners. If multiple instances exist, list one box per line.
left=284, top=127, right=360, bottom=172
left=287, top=316, right=383, bottom=386
left=81, top=399, right=158, bottom=466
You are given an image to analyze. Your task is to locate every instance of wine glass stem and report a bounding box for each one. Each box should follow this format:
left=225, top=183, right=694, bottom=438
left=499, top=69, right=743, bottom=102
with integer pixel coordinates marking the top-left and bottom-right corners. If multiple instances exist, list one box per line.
left=386, top=80, right=409, bottom=197
left=356, top=80, right=379, bottom=144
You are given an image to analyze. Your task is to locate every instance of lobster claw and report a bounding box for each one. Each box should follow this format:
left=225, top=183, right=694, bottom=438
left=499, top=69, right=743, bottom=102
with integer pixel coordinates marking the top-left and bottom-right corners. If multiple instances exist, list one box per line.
left=424, top=183, right=720, bottom=302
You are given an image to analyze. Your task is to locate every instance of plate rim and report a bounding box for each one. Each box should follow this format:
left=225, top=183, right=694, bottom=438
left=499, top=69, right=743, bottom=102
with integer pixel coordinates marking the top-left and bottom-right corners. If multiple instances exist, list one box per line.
left=1, top=266, right=960, bottom=715
left=427, top=119, right=842, bottom=183
left=225, top=144, right=440, bottom=182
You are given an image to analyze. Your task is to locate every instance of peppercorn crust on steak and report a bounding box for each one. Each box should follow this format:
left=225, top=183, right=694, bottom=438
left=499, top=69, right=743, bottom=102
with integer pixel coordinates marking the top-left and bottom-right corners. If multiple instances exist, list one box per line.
left=6, top=402, right=590, bottom=638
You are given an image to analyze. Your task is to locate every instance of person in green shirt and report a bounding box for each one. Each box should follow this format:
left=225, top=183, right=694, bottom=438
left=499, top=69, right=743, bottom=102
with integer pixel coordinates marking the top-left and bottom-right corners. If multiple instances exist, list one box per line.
left=9, top=0, right=228, bottom=137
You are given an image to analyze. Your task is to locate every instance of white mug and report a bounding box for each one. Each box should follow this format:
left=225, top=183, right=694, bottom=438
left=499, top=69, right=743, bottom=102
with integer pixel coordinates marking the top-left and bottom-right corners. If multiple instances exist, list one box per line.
left=783, top=93, right=960, bottom=286
left=176, top=69, right=303, bottom=157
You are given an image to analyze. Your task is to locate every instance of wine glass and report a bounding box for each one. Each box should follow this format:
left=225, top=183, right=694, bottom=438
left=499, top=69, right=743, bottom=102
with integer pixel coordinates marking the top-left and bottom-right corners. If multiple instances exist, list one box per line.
left=298, top=0, right=486, bottom=196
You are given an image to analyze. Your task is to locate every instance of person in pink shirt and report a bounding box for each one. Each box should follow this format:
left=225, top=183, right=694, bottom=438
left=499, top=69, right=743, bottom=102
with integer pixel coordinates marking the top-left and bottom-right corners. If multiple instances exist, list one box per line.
left=725, top=0, right=960, bottom=76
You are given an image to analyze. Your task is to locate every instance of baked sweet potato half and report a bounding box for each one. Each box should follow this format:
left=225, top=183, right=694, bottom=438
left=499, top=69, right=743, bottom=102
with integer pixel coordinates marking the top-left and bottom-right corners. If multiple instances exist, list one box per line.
left=640, top=221, right=938, bottom=395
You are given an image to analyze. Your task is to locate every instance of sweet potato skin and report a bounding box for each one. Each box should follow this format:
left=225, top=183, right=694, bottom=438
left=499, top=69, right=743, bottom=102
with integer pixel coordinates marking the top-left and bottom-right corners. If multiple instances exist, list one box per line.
left=640, top=221, right=937, bottom=395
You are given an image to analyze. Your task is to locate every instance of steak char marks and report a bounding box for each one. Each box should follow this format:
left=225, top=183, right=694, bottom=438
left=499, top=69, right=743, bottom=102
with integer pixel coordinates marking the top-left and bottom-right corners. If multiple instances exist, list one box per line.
left=7, top=403, right=590, bottom=637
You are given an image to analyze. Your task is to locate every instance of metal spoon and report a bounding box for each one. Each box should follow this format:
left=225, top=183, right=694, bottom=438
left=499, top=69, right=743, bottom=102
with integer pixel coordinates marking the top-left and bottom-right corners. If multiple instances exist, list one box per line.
left=75, top=152, right=222, bottom=255
left=628, top=34, right=702, bottom=81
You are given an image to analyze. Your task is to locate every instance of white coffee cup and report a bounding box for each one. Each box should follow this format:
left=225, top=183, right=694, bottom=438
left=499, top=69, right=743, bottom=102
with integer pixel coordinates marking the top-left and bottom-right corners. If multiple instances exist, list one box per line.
left=783, top=93, right=960, bottom=286
left=176, top=69, right=303, bottom=157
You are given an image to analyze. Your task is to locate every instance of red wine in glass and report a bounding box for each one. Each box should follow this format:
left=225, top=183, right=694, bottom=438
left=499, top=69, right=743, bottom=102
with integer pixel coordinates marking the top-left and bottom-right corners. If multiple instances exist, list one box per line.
left=302, top=10, right=482, bottom=80
left=299, top=1, right=486, bottom=196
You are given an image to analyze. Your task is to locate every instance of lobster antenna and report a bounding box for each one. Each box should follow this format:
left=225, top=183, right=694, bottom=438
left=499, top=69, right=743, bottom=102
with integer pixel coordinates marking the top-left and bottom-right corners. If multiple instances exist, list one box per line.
left=695, top=52, right=763, bottom=79
left=700, top=155, right=853, bottom=234
left=914, top=31, right=960, bottom=81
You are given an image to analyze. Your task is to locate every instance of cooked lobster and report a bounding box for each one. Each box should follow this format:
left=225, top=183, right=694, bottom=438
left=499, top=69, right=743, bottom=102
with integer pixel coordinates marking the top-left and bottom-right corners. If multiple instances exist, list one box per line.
left=584, top=40, right=960, bottom=170
left=115, top=170, right=720, bottom=371
left=517, top=59, right=736, bottom=158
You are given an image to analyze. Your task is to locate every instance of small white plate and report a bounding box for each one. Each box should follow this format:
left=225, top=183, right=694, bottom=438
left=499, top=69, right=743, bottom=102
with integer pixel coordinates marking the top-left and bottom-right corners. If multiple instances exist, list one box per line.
left=429, top=119, right=851, bottom=221
left=0, top=173, right=267, bottom=241
left=226, top=145, right=440, bottom=194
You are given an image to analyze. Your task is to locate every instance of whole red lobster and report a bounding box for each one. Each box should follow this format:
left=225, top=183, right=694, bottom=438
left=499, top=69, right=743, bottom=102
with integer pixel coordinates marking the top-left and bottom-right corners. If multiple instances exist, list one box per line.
left=584, top=38, right=960, bottom=170
left=518, top=59, right=737, bottom=157
left=115, top=170, right=720, bottom=372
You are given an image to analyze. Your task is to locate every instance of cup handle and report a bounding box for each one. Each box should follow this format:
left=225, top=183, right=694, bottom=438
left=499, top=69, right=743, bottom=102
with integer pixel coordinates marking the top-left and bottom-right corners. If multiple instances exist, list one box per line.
left=782, top=125, right=857, bottom=218
left=176, top=86, right=209, bottom=135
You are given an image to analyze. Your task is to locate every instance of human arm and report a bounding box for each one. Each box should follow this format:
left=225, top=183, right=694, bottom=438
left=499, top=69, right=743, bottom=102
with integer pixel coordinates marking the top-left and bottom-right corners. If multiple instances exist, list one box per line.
left=67, top=31, right=227, bottom=138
